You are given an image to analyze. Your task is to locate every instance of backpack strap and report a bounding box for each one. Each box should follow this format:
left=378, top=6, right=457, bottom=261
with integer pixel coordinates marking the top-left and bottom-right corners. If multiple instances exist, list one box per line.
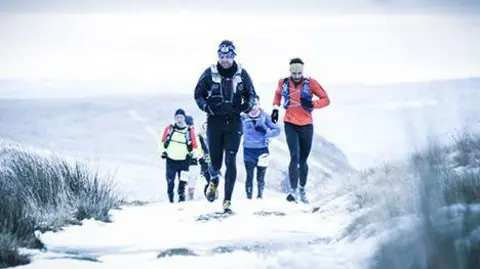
left=301, top=77, right=313, bottom=112
left=164, top=124, right=194, bottom=152
left=210, top=64, right=222, bottom=84
left=211, top=63, right=243, bottom=92
left=163, top=124, right=175, bottom=149
left=281, top=77, right=290, bottom=109
left=233, top=64, right=243, bottom=94
left=282, top=76, right=313, bottom=111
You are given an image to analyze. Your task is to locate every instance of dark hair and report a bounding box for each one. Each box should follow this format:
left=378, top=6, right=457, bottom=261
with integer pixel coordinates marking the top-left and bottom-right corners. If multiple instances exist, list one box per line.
left=219, top=40, right=234, bottom=47
left=289, top=58, right=304, bottom=65
left=174, top=108, right=186, bottom=116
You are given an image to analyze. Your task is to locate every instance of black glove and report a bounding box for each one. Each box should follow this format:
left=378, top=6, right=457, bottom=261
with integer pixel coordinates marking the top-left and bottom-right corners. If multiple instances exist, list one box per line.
left=271, top=109, right=279, bottom=124
left=186, top=153, right=194, bottom=165
left=191, top=158, right=198, bottom=165
left=161, top=152, right=168, bottom=159
left=205, top=103, right=235, bottom=115
left=221, top=102, right=235, bottom=114
left=204, top=104, right=217, bottom=116
left=300, top=98, right=314, bottom=109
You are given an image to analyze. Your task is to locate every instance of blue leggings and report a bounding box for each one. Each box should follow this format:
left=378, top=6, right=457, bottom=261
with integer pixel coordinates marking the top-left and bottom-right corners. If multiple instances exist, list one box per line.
left=244, top=162, right=266, bottom=199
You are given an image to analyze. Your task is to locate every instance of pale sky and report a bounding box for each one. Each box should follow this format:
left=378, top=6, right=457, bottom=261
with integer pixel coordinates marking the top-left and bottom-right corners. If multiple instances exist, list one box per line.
left=1, top=0, right=479, bottom=93
left=1, top=0, right=480, bottom=14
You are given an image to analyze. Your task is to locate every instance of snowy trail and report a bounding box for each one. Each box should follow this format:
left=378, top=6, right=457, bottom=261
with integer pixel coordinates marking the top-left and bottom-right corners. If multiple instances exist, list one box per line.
left=18, top=192, right=374, bottom=269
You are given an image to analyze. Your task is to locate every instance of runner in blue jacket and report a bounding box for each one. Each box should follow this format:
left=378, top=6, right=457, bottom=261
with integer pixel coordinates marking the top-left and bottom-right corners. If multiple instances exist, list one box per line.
left=241, top=96, right=281, bottom=199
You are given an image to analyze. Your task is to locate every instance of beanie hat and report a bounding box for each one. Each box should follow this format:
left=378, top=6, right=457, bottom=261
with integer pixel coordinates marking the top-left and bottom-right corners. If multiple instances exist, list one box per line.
left=217, top=40, right=236, bottom=58
left=185, top=115, right=194, bottom=126
left=174, top=109, right=186, bottom=117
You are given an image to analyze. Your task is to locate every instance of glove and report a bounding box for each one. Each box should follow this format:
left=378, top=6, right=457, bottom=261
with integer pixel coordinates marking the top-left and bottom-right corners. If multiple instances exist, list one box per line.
left=221, top=102, right=235, bottom=114
left=204, top=104, right=216, bottom=116
left=161, top=152, right=168, bottom=159
left=186, top=153, right=197, bottom=165
left=205, top=103, right=235, bottom=115
left=271, top=109, right=279, bottom=124
left=300, top=98, right=314, bottom=109
left=254, top=119, right=267, bottom=133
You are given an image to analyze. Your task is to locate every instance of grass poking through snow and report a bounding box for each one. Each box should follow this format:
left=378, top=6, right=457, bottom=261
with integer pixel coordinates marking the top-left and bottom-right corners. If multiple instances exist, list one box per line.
left=0, top=145, right=124, bottom=268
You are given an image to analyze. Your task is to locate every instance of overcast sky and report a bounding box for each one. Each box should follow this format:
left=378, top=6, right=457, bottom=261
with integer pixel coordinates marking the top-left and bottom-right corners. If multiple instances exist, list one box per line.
left=1, top=0, right=479, bottom=95
left=2, top=0, right=480, bottom=14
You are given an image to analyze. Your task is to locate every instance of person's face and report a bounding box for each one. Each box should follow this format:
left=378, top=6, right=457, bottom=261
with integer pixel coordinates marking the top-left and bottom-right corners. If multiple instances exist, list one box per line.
left=289, top=63, right=304, bottom=83
left=175, top=114, right=185, bottom=125
left=248, top=97, right=261, bottom=117
left=218, top=54, right=234, bottom=69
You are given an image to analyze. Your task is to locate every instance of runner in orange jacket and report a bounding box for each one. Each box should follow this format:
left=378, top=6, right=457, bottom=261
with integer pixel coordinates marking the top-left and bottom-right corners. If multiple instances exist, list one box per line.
left=271, top=58, right=330, bottom=203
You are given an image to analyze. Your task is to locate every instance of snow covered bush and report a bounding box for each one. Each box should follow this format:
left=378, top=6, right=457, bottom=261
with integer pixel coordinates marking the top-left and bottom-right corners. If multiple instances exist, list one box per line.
left=0, top=145, right=124, bottom=268
left=364, top=131, right=480, bottom=269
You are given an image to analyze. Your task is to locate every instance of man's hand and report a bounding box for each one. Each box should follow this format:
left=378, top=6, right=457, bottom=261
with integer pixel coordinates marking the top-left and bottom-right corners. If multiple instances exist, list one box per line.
left=186, top=153, right=197, bottom=165
left=300, top=97, right=314, bottom=109
left=203, top=104, right=216, bottom=115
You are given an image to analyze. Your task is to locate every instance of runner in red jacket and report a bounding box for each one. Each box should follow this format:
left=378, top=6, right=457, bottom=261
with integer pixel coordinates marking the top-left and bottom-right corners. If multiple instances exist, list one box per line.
left=271, top=57, right=330, bottom=203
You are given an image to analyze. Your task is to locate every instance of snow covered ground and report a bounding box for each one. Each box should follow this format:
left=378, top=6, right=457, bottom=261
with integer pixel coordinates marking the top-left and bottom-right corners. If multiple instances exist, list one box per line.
left=1, top=77, right=480, bottom=268
left=17, top=184, right=374, bottom=269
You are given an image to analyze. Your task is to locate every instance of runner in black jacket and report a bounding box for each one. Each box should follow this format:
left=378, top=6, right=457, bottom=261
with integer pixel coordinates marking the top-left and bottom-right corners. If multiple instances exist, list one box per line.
left=194, top=40, right=257, bottom=213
